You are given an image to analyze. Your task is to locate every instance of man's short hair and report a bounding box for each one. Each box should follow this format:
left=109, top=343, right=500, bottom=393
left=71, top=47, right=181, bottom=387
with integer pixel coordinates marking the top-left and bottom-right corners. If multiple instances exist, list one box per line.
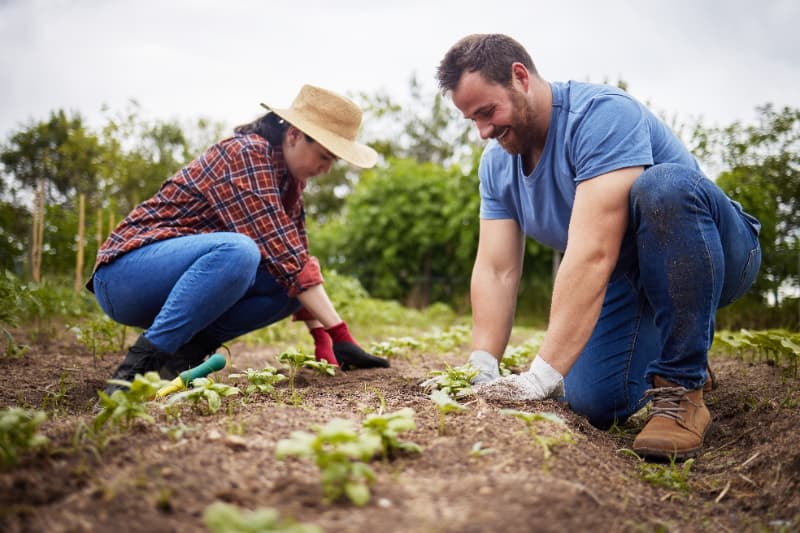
left=436, top=34, right=536, bottom=93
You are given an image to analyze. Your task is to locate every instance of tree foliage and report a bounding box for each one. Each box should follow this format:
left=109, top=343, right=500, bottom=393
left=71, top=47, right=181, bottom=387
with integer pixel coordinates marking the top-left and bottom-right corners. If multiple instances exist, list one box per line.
left=321, top=158, right=480, bottom=308
left=714, top=105, right=800, bottom=307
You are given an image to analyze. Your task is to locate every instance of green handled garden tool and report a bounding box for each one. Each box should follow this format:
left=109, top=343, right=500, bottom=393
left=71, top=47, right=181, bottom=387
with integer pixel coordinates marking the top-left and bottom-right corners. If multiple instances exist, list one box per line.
left=156, top=353, right=227, bottom=398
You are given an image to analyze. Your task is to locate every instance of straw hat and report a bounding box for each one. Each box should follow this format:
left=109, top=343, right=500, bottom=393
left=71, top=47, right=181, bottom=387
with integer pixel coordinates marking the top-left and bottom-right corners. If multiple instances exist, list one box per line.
left=261, top=85, right=378, bottom=169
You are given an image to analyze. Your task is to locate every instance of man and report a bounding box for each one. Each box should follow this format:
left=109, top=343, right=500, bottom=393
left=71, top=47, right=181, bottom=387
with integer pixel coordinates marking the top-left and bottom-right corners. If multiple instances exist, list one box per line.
left=436, top=34, right=761, bottom=459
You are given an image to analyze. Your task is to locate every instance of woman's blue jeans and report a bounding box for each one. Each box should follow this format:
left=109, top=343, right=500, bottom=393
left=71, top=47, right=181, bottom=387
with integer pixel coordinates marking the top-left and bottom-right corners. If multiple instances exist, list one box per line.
left=563, top=164, right=761, bottom=428
left=92, top=233, right=301, bottom=353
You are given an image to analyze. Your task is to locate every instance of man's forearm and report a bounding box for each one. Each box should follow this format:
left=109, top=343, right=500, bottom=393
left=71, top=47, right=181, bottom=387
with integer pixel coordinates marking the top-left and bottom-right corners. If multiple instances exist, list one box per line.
left=539, top=253, right=611, bottom=376
left=470, top=264, right=520, bottom=359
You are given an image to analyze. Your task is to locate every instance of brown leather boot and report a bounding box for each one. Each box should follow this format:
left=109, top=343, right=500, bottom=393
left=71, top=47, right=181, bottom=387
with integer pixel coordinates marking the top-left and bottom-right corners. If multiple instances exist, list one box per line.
left=632, top=376, right=711, bottom=460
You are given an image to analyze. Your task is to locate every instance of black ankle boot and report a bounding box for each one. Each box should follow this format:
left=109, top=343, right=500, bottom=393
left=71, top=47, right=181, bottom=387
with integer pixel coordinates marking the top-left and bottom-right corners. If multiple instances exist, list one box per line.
left=103, top=336, right=172, bottom=396
left=158, top=332, right=221, bottom=380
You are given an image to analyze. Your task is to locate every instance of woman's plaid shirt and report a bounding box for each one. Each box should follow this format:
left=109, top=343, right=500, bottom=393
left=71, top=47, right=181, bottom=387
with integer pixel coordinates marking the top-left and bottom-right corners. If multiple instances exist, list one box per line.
left=94, top=133, right=314, bottom=295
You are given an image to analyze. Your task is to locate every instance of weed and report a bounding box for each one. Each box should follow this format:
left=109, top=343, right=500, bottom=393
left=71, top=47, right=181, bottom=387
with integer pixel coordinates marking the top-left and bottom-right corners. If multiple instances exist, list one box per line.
left=41, top=370, right=71, bottom=413
left=276, top=418, right=382, bottom=506
left=203, top=501, right=323, bottom=533
left=501, top=409, right=575, bottom=459
left=69, top=314, right=127, bottom=360
left=0, top=407, right=49, bottom=467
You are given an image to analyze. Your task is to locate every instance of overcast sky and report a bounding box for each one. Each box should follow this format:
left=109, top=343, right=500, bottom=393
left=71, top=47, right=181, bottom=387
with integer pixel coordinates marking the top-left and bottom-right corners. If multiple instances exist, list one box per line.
left=1, top=0, right=799, bottom=141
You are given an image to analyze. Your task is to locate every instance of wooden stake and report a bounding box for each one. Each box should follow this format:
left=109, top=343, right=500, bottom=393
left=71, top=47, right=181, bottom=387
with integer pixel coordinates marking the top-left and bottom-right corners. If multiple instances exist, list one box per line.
left=74, top=193, right=85, bottom=293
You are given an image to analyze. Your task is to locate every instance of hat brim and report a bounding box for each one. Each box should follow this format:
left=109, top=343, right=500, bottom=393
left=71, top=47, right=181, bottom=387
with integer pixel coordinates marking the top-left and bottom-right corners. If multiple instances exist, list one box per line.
left=260, top=103, right=378, bottom=169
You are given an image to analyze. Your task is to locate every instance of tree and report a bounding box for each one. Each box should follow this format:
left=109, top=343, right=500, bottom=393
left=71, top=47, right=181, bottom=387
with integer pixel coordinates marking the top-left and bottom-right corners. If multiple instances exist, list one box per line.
left=714, top=105, right=799, bottom=308
left=325, top=158, right=480, bottom=308
left=1, top=110, right=103, bottom=280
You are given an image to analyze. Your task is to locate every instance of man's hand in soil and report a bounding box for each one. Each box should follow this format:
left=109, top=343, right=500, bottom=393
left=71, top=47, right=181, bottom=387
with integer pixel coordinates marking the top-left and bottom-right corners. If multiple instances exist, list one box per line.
left=474, top=356, right=564, bottom=401
left=468, top=350, right=500, bottom=384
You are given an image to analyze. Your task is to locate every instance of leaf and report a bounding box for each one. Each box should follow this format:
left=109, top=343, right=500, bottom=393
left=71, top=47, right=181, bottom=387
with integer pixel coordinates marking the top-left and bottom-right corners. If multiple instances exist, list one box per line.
left=344, top=482, right=371, bottom=506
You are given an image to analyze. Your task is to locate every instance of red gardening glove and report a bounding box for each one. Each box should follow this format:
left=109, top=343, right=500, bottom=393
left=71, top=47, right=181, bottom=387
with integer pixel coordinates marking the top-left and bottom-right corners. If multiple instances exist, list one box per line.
left=310, top=327, right=338, bottom=366
left=326, top=322, right=390, bottom=370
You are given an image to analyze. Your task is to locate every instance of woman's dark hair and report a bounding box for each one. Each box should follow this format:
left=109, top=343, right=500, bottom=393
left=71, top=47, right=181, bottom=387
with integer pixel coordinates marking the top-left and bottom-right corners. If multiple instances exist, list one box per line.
left=437, top=33, right=536, bottom=93
left=234, top=112, right=290, bottom=145
left=234, top=112, right=316, bottom=146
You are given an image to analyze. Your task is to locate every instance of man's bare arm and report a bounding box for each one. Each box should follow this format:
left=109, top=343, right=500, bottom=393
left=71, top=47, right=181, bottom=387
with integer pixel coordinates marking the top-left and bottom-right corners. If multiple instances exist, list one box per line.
left=539, top=166, right=643, bottom=376
left=470, top=218, right=525, bottom=360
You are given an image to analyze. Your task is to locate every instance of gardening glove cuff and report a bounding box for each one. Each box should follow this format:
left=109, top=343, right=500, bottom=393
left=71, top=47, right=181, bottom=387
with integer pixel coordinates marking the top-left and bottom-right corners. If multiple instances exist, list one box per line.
left=468, top=350, right=500, bottom=385
left=521, top=356, right=564, bottom=399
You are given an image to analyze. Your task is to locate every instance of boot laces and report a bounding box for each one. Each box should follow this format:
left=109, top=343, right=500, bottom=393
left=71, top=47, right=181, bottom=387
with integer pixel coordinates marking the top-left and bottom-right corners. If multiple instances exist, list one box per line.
left=644, top=386, right=690, bottom=421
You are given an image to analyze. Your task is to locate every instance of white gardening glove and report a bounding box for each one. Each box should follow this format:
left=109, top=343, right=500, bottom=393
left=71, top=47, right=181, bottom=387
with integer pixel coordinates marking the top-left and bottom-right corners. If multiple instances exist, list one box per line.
left=468, top=350, right=500, bottom=385
left=474, top=356, right=564, bottom=401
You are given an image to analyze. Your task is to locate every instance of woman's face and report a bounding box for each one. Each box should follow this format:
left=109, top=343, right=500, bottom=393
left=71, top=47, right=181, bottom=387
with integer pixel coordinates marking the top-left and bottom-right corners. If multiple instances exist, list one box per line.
left=282, top=127, right=338, bottom=182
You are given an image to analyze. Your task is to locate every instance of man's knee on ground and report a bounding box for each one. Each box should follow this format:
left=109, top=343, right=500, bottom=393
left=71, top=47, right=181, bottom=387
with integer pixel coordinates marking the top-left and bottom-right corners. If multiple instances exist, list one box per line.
left=565, top=387, right=631, bottom=430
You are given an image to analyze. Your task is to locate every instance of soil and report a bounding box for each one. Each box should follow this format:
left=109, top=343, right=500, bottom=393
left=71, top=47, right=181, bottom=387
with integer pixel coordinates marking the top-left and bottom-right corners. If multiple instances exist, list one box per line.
left=1, top=327, right=798, bottom=533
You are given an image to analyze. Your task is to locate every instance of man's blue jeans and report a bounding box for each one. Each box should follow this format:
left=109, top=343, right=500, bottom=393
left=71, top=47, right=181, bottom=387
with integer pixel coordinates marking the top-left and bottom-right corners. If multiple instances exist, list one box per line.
left=564, top=164, right=761, bottom=428
left=92, top=233, right=301, bottom=353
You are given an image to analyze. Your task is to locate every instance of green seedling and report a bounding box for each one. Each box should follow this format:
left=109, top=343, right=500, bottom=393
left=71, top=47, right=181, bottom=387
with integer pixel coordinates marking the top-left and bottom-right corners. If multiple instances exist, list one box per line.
left=229, top=366, right=287, bottom=396
left=418, top=325, right=471, bottom=353
left=203, top=501, right=323, bottom=533
left=619, top=449, right=696, bottom=494
left=276, top=418, right=382, bottom=506
left=714, top=329, right=800, bottom=377
left=69, top=314, right=127, bottom=360
left=165, top=377, right=239, bottom=414
left=500, top=343, right=537, bottom=375
left=362, top=407, right=421, bottom=459
left=422, top=362, right=478, bottom=398
left=470, top=441, right=496, bottom=457
left=369, top=336, right=421, bottom=358
left=41, top=370, right=71, bottom=413
left=0, top=407, right=48, bottom=468
left=278, top=349, right=314, bottom=394
left=429, top=389, right=467, bottom=435
left=501, top=409, right=575, bottom=459
left=304, top=359, right=337, bottom=377
left=0, top=271, right=32, bottom=358
left=94, top=372, right=168, bottom=431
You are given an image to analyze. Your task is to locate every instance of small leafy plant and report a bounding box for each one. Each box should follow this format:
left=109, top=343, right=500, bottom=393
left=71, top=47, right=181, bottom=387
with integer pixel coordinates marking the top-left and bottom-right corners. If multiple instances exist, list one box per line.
left=501, top=409, right=575, bottom=459
left=429, top=389, right=467, bottom=435
left=0, top=407, right=49, bottom=467
left=203, top=501, right=323, bottom=533
left=94, top=372, right=168, bottom=431
left=69, top=314, right=127, bottom=360
left=0, top=271, right=32, bottom=358
left=619, top=449, right=696, bottom=493
left=276, top=418, right=382, bottom=506
left=165, top=377, right=239, bottom=414
left=229, top=366, right=286, bottom=397
left=421, top=363, right=478, bottom=398
left=362, top=407, right=421, bottom=459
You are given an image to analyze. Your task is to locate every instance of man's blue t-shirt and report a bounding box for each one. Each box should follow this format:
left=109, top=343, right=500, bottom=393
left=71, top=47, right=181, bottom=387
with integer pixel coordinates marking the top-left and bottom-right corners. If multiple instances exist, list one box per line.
left=478, top=81, right=701, bottom=251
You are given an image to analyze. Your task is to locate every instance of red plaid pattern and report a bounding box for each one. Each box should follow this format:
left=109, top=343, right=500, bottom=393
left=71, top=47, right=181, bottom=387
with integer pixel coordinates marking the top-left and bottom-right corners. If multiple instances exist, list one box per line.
left=95, top=134, right=313, bottom=294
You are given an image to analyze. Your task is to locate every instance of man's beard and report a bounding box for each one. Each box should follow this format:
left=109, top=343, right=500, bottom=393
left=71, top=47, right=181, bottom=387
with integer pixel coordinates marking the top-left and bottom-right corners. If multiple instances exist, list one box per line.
left=495, top=89, right=537, bottom=156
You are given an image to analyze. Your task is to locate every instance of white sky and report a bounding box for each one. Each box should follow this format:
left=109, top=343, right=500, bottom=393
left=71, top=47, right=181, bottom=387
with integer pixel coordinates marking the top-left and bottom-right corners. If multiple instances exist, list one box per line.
left=1, top=0, right=799, bottom=139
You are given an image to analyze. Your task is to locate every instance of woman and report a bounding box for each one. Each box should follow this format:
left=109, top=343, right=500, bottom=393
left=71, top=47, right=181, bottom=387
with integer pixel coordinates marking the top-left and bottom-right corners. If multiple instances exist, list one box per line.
left=89, top=85, right=389, bottom=396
